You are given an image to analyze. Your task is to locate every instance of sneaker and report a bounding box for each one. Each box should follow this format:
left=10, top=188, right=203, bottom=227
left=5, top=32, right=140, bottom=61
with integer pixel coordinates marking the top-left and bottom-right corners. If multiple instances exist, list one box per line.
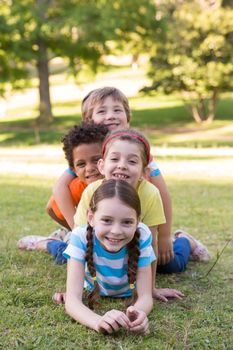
left=48, top=227, right=70, bottom=241
left=174, top=229, right=211, bottom=263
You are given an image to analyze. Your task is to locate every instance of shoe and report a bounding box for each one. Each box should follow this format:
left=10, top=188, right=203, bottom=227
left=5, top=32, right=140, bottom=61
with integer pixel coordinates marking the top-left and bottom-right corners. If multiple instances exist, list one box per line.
left=174, top=229, right=211, bottom=263
left=17, top=235, right=50, bottom=250
left=48, top=227, right=70, bottom=241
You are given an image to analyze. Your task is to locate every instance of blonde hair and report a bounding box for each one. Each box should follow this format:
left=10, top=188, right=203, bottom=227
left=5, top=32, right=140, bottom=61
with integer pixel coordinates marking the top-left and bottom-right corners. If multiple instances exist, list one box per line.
left=81, top=87, right=131, bottom=123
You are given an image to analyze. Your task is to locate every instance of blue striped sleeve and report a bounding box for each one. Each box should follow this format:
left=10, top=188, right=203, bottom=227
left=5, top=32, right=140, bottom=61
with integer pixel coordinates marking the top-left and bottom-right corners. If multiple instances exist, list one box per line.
left=63, top=226, right=87, bottom=263
left=66, top=167, right=77, bottom=177
left=137, top=223, right=156, bottom=268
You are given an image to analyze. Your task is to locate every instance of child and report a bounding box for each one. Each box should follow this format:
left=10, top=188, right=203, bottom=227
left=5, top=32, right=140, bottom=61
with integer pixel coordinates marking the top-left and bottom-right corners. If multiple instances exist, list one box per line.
left=18, top=122, right=108, bottom=263
left=71, top=129, right=210, bottom=301
left=53, top=87, right=173, bottom=266
left=64, top=179, right=154, bottom=334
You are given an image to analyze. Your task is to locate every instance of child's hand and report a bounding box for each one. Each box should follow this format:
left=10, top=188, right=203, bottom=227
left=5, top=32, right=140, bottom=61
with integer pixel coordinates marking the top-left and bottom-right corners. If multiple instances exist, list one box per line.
left=96, top=309, right=130, bottom=334
left=126, top=306, right=149, bottom=334
left=158, top=236, right=174, bottom=265
left=153, top=288, right=184, bottom=302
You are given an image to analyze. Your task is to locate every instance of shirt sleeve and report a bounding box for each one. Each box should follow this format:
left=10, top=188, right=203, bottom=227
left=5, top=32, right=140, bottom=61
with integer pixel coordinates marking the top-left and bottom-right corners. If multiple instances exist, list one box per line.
left=137, top=223, right=156, bottom=268
left=148, top=160, right=161, bottom=177
left=139, top=180, right=166, bottom=227
left=66, top=167, right=77, bottom=177
left=63, top=226, right=87, bottom=264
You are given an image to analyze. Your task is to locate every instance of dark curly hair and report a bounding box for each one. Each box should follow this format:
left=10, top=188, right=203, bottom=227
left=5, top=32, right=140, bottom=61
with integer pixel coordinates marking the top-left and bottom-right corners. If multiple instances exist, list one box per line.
left=62, top=122, right=108, bottom=168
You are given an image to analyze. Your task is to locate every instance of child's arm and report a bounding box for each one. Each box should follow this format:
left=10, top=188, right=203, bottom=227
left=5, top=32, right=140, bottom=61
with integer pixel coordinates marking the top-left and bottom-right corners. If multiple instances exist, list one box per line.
left=126, top=265, right=153, bottom=334
left=149, top=173, right=174, bottom=265
left=46, top=198, right=70, bottom=230
left=65, top=258, right=130, bottom=333
left=53, top=171, right=76, bottom=230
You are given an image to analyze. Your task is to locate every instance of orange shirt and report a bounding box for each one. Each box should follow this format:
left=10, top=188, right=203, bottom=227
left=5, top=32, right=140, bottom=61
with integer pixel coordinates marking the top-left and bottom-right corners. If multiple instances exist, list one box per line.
left=48, top=178, right=87, bottom=220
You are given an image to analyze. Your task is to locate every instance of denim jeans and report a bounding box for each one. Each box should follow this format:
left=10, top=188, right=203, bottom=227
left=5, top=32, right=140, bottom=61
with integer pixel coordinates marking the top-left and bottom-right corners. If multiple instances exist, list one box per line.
left=47, top=241, right=68, bottom=265
left=157, top=237, right=191, bottom=273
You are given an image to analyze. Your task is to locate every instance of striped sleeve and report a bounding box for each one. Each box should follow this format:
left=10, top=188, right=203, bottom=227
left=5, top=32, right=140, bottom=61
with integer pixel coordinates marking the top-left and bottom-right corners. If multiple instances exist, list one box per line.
left=148, top=160, right=161, bottom=177
left=137, top=223, right=156, bottom=268
left=63, top=225, right=87, bottom=264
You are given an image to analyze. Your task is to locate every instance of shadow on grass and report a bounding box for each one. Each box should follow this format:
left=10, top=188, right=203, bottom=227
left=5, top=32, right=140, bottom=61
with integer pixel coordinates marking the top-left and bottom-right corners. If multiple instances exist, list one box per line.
left=0, top=95, right=232, bottom=147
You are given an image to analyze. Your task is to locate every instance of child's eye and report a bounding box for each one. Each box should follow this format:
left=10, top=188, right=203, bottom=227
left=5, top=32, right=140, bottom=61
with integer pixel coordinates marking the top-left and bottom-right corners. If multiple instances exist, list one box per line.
left=129, top=160, right=137, bottom=164
left=101, top=218, right=112, bottom=224
left=76, top=162, right=85, bottom=168
left=114, top=108, right=123, bottom=113
left=92, top=156, right=101, bottom=164
left=110, top=157, right=118, bottom=162
left=97, top=109, right=105, bottom=114
left=122, top=220, right=134, bottom=226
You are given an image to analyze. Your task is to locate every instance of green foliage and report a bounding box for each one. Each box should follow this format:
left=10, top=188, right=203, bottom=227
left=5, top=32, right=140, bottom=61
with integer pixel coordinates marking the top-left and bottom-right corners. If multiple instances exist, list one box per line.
left=145, top=0, right=233, bottom=123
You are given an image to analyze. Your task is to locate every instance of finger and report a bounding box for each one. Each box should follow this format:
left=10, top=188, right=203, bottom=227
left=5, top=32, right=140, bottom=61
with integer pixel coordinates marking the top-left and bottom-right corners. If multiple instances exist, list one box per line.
left=52, top=292, right=66, bottom=304
left=111, top=310, right=130, bottom=328
left=129, top=313, right=145, bottom=327
left=130, top=318, right=149, bottom=333
left=99, top=320, right=114, bottom=334
left=103, top=315, right=120, bottom=332
left=154, top=293, right=168, bottom=302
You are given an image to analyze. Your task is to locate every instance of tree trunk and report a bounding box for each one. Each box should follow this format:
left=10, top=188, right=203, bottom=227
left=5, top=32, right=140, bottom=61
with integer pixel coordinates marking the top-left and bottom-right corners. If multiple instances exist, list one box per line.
left=36, top=39, right=53, bottom=124
left=190, top=104, right=202, bottom=123
left=207, top=88, right=218, bottom=123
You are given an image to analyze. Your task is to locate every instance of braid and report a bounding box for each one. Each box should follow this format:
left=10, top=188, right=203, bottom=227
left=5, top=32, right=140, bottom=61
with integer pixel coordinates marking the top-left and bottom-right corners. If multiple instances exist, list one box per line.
left=126, top=228, right=141, bottom=306
left=86, top=224, right=100, bottom=310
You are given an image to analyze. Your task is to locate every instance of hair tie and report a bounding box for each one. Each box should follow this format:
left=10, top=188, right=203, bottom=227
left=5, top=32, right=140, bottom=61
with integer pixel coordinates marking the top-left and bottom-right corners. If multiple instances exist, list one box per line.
left=92, top=276, right=97, bottom=281
left=102, top=131, right=150, bottom=164
left=129, top=283, right=135, bottom=290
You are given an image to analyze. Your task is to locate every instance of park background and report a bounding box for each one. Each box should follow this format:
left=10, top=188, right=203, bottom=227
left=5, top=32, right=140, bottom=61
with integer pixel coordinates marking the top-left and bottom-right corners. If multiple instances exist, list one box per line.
left=0, top=1, right=232, bottom=349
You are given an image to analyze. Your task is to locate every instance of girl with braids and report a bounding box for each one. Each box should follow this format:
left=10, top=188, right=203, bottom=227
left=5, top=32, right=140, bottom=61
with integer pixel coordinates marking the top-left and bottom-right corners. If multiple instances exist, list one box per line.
left=71, top=128, right=209, bottom=301
left=63, top=179, right=154, bottom=334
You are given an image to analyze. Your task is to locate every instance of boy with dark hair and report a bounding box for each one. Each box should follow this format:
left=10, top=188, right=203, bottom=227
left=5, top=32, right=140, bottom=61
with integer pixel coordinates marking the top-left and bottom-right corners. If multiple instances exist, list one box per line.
left=18, top=122, right=108, bottom=263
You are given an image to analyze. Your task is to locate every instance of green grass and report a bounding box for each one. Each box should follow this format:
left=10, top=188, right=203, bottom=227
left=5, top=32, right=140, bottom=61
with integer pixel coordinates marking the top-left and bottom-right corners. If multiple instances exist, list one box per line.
left=1, top=174, right=232, bottom=349
left=1, top=90, right=233, bottom=147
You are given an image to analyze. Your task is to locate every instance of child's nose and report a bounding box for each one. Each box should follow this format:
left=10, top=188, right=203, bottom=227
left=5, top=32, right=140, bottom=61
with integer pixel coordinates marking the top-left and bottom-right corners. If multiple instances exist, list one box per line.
left=117, top=160, right=127, bottom=169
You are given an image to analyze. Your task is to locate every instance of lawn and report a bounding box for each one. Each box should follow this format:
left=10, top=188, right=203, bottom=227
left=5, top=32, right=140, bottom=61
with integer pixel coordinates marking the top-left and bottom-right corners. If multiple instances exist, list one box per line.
left=0, top=173, right=232, bottom=349
left=1, top=68, right=233, bottom=348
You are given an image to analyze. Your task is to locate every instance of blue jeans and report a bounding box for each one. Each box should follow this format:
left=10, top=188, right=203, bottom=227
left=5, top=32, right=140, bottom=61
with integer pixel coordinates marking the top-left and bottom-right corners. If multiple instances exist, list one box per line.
left=157, top=237, right=191, bottom=273
left=47, top=241, right=68, bottom=265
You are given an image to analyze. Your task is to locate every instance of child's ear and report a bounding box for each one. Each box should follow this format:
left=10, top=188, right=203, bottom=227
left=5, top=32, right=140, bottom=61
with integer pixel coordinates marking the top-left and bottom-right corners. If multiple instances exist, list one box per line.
left=97, top=158, right=105, bottom=175
left=87, top=208, right=94, bottom=227
left=142, top=166, right=150, bottom=181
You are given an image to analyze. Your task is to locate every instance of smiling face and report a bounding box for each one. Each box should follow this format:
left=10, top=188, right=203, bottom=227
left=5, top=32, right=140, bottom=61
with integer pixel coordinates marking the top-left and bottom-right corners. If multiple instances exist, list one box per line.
left=98, top=139, right=145, bottom=189
left=72, top=143, right=104, bottom=185
left=91, top=96, right=129, bottom=131
left=88, top=196, right=138, bottom=252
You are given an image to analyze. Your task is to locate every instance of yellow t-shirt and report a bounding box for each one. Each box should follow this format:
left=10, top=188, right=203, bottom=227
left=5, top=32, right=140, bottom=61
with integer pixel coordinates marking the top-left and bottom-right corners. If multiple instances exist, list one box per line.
left=74, top=179, right=166, bottom=228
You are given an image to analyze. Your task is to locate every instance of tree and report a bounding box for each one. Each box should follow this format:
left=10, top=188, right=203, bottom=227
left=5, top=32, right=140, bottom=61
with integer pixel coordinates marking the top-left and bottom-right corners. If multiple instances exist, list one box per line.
left=0, top=0, right=111, bottom=123
left=145, top=0, right=233, bottom=123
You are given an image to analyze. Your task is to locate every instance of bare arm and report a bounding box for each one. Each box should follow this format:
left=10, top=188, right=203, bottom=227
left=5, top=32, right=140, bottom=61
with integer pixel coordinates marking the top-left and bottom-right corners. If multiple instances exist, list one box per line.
left=65, top=259, right=130, bottom=333
left=149, top=225, right=158, bottom=291
left=46, top=199, right=70, bottom=230
left=53, top=171, right=76, bottom=230
left=149, top=173, right=173, bottom=265
left=126, top=265, right=153, bottom=334
left=133, top=265, right=153, bottom=314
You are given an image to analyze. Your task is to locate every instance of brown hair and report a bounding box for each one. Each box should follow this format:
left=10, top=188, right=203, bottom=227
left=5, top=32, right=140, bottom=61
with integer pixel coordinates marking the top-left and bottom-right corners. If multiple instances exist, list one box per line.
left=81, top=87, right=131, bottom=123
left=102, top=128, right=150, bottom=168
left=85, top=179, right=141, bottom=309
